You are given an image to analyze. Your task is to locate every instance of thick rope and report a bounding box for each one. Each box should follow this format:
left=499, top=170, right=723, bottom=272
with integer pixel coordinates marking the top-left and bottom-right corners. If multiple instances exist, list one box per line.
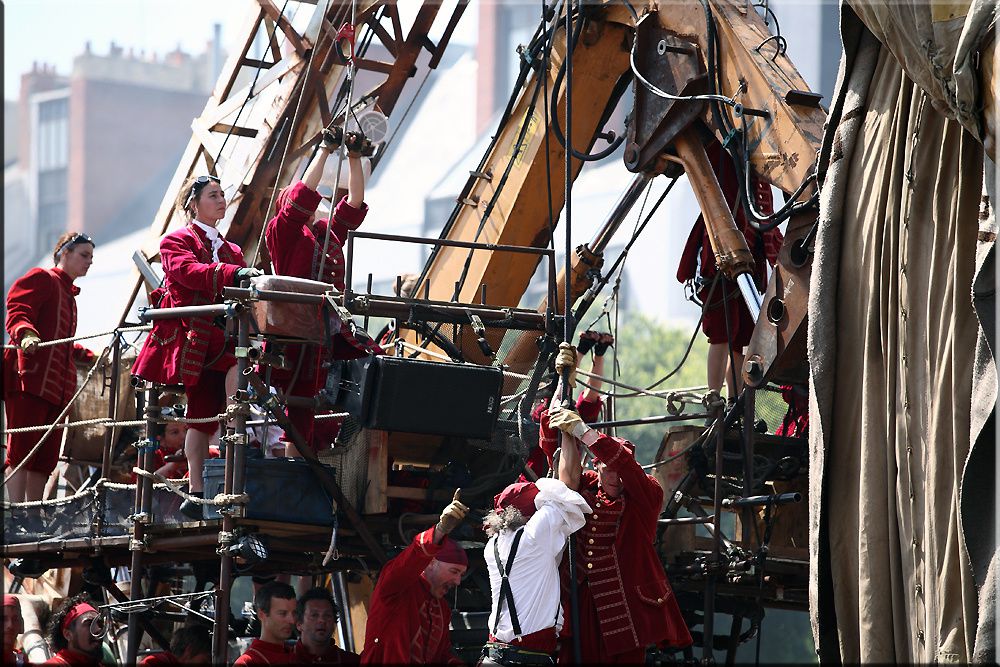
left=132, top=468, right=249, bottom=506
left=2, top=325, right=150, bottom=351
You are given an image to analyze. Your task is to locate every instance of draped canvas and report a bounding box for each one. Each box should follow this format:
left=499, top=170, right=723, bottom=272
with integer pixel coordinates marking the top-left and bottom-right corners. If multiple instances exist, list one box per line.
left=807, top=5, right=990, bottom=662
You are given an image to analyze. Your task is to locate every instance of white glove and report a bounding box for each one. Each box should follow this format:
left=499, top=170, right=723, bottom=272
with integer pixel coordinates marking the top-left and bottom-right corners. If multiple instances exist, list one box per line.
left=554, top=342, right=578, bottom=388
left=548, top=406, right=590, bottom=439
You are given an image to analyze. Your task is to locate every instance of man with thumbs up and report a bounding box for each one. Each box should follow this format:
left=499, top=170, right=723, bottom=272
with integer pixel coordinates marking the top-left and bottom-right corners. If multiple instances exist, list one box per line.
left=361, top=490, right=469, bottom=664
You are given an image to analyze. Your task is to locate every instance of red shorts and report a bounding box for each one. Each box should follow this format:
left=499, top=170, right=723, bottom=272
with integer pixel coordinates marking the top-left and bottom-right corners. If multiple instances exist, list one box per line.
left=4, top=393, right=64, bottom=474
left=185, top=368, right=229, bottom=435
left=700, top=279, right=755, bottom=350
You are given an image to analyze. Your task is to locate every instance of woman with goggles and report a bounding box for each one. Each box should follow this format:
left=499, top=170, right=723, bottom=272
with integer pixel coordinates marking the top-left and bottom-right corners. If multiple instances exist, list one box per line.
left=132, top=175, right=262, bottom=520
left=4, top=232, right=96, bottom=502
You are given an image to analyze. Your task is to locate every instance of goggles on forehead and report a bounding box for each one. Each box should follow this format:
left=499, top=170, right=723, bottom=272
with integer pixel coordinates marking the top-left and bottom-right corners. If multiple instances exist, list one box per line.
left=184, top=175, right=221, bottom=208
left=56, top=233, right=95, bottom=258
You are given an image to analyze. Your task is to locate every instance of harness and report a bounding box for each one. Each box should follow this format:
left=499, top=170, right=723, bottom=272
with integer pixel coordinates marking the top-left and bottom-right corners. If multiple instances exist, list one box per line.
left=492, top=527, right=526, bottom=637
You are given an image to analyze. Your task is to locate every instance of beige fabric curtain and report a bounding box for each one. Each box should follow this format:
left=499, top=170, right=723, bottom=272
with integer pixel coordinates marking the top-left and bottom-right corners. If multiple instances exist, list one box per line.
left=807, top=4, right=993, bottom=662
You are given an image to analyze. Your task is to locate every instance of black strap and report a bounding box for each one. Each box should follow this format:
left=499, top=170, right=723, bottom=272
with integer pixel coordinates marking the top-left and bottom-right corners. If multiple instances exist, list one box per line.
left=492, top=527, right=525, bottom=637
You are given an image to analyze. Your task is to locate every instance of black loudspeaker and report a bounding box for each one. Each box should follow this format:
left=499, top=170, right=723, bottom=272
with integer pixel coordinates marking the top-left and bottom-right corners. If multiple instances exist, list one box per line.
left=358, top=356, right=503, bottom=439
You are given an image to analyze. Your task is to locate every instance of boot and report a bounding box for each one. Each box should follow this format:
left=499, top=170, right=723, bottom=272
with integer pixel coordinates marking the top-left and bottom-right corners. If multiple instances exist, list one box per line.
left=179, top=491, right=204, bottom=521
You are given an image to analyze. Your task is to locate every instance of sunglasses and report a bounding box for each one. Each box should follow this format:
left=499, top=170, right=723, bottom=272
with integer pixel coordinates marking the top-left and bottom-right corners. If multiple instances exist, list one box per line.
left=185, top=175, right=222, bottom=208
left=56, top=233, right=95, bottom=257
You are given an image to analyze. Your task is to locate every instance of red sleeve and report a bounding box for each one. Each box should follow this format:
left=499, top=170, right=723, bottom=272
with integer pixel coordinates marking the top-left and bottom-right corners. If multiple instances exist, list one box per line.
left=676, top=220, right=704, bottom=283
left=331, top=195, right=368, bottom=238
left=160, top=231, right=242, bottom=297
left=576, top=395, right=603, bottom=423
left=73, top=344, right=95, bottom=363
left=282, top=181, right=324, bottom=219
left=538, top=410, right=559, bottom=464
left=374, top=526, right=441, bottom=598
left=587, top=433, right=662, bottom=517
left=763, top=227, right=784, bottom=266
left=5, top=268, right=51, bottom=342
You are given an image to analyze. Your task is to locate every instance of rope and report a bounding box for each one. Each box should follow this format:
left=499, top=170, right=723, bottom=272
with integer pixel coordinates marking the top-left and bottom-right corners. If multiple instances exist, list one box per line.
left=251, top=0, right=337, bottom=267
left=2, top=325, right=151, bottom=351
left=2, top=343, right=112, bottom=485
left=0, top=412, right=230, bottom=436
left=316, top=0, right=356, bottom=281
left=132, top=468, right=249, bottom=506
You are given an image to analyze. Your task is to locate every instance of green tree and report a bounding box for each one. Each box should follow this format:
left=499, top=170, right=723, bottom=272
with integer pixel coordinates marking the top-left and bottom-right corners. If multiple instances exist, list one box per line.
left=595, top=313, right=709, bottom=465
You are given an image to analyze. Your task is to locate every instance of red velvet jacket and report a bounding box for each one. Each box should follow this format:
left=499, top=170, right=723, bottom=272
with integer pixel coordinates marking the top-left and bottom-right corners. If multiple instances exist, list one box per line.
left=4, top=267, right=93, bottom=404
left=133, top=224, right=245, bottom=386
left=264, top=182, right=367, bottom=290
left=676, top=143, right=782, bottom=290
left=562, top=433, right=693, bottom=655
left=233, top=639, right=293, bottom=666
left=42, top=649, right=107, bottom=666
left=292, top=640, right=360, bottom=664
left=361, top=527, right=461, bottom=665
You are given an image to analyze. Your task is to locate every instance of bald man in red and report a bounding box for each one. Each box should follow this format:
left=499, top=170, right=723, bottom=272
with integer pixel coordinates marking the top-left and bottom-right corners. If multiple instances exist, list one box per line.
left=362, top=492, right=469, bottom=664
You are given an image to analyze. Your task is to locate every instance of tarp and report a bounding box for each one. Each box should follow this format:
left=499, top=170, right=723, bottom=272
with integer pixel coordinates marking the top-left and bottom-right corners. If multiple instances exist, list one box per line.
left=808, top=1, right=996, bottom=662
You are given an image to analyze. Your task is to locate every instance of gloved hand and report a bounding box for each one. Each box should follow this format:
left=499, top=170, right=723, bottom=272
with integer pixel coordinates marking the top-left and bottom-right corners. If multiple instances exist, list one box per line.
left=20, top=331, right=41, bottom=355
left=435, top=488, right=469, bottom=536
left=548, top=406, right=590, bottom=440
left=594, top=333, right=615, bottom=357
left=235, top=267, right=264, bottom=284
left=554, top=342, right=577, bottom=388
left=344, top=131, right=366, bottom=158
left=322, top=127, right=343, bottom=153
left=577, top=330, right=599, bottom=356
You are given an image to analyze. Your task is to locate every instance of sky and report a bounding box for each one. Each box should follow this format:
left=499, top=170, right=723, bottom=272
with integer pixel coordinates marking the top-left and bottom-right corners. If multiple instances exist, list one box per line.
left=3, top=0, right=477, bottom=101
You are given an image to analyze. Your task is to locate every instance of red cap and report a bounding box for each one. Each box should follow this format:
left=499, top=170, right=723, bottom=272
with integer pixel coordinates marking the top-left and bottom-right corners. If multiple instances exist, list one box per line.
left=61, top=602, right=98, bottom=633
left=434, top=537, right=468, bottom=567
left=3, top=594, right=18, bottom=608
left=493, top=482, right=539, bottom=518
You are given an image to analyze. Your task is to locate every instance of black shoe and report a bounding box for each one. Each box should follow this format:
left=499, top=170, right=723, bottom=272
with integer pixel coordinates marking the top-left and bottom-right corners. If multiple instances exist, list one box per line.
left=179, top=492, right=204, bottom=521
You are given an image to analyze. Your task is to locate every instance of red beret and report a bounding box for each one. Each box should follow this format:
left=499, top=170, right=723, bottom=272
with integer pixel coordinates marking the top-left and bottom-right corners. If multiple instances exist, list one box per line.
left=434, top=537, right=468, bottom=567
left=3, top=594, right=19, bottom=608
left=493, top=482, right=539, bottom=519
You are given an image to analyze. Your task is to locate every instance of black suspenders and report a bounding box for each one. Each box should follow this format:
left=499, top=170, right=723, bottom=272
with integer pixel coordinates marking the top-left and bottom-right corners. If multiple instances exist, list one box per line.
left=492, top=527, right=525, bottom=637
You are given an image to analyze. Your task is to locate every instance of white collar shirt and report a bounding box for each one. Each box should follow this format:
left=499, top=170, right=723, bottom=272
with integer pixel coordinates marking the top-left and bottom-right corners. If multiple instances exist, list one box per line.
left=191, top=219, right=224, bottom=261
left=485, top=477, right=592, bottom=642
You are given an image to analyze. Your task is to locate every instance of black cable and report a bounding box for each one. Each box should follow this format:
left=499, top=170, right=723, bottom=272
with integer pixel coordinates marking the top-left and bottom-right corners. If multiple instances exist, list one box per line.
left=548, top=10, right=628, bottom=162
left=413, top=7, right=557, bottom=292
left=571, top=176, right=678, bottom=324
left=607, top=274, right=716, bottom=399
left=700, top=0, right=818, bottom=232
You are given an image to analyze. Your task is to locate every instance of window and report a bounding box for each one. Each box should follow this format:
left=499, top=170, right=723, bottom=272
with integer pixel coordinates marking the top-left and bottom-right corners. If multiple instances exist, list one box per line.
left=35, top=95, right=70, bottom=244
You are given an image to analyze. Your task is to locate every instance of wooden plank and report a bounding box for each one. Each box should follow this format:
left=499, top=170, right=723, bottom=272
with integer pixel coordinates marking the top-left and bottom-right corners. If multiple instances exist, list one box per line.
left=363, top=429, right=389, bottom=513
left=201, top=52, right=305, bottom=128
left=258, top=0, right=309, bottom=55
left=214, top=9, right=266, bottom=102
left=209, top=123, right=260, bottom=138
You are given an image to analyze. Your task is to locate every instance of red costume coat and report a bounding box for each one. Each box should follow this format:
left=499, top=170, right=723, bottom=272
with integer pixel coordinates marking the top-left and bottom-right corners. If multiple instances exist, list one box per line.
left=292, top=640, right=360, bottom=664
left=4, top=268, right=93, bottom=404
left=137, top=652, right=179, bottom=665
left=132, top=224, right=245, bottom=386
left=42, top=649, right=107, bottom=666
left=676, top=144, right=782, bottom=348
left=558, top=433, right=692, bottom=660
left=265, top=181, right=367, bottom=290
left=361, top=527, right=462, bottom=665
left=262, top=181, right=374, bottom=447
left=232, top=639, right=293, bottom=666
